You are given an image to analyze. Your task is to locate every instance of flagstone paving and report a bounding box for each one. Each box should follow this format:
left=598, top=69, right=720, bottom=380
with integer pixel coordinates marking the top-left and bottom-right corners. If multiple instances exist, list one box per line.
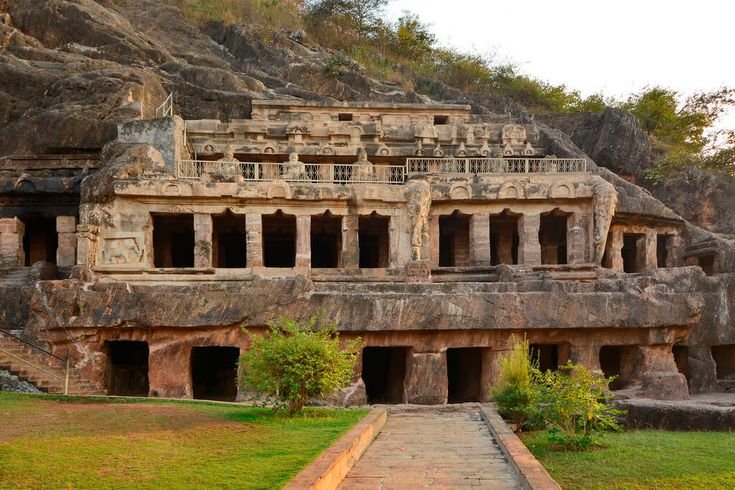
left=339, top=406, right=521, bottom=489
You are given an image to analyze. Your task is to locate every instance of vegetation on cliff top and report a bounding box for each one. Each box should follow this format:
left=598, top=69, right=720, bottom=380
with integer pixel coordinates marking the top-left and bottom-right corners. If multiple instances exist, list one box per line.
left=164, top=0, right=734, bottom=178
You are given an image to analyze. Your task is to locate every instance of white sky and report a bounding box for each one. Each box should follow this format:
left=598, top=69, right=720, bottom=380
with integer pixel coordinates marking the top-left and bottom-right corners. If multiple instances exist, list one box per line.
left=386, top=0, right=735, bottom=130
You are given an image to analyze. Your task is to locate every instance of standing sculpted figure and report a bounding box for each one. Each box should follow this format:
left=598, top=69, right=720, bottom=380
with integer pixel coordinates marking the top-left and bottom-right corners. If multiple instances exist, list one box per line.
left=281, top=152, right=306, bottom=181
left=406, top=180, right=432, bottom=261
left=217, top=145, right=240, bottom=177
left=352, top=148, right=374, bottom=182
left=592, top=177, right=618, bottom=263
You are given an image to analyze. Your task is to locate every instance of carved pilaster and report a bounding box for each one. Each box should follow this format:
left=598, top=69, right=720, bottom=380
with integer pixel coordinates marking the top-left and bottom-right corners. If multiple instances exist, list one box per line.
left=341, top=214, right=359, bottom=268
left=75, top=224, right=99, bottom=268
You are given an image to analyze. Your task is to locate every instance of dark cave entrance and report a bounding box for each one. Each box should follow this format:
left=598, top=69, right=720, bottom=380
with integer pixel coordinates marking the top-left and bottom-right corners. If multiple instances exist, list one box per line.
left=106, top=340, right=149, bottom=396
left=446, top=347, right=482, bottom=403
left=361, top=347, right=407, bottom=404
left=190, top=346, right=240, bottom=401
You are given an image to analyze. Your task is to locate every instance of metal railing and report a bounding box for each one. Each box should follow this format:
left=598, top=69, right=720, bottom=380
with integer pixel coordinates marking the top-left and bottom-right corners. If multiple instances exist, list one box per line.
left=406, top=157, right=587, bottom=174
left=155, top=92, right=174, bottom=118
left=0, top=328, right=69, bottom=395
left=177, top=160, right=406, bottom=184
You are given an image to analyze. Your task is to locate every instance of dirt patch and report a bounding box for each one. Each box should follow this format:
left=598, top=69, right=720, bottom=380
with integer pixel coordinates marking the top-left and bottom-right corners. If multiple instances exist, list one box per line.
left=0, top=400, right=239, bottom=442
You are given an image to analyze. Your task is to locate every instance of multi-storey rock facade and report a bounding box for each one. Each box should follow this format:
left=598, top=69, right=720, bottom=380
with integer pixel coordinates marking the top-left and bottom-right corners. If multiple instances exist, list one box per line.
left=0, top=100, right=733, bottom=404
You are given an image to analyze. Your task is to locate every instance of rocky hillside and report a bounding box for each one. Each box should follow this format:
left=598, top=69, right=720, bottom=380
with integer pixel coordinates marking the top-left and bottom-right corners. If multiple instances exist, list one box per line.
left=0, top=0, right=732, bottom=235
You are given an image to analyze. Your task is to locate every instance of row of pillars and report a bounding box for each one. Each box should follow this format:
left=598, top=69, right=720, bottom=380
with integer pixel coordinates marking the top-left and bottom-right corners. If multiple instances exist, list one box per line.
left=0, top=216, right=77, bottom=268
left=191, top=213, right=399, bottom=269
left=430, top=212, right=588, bottom=266
left=606, top=229, right=681, bottom=272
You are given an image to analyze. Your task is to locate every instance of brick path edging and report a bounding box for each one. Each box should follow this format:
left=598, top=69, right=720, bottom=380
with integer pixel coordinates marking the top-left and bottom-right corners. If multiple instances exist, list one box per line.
left=285, top=408, right=388, bottom=490
left=480, top=404, right=561, bottom=490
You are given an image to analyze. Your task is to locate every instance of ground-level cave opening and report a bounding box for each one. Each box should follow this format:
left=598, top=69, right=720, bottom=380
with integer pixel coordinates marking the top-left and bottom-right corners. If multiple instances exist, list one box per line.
left=106, top=340, right=149, bottom=396
left=190, top=346, right=240, bottom=401
left=262, top=210, right=296, bottom=267
left=439, top=210, right=470, bottom=267
left=446, top=347, right=483, bottom=403
left=361, top=346, right=407, bottom=404
left=599, top=345, right=639, bottom=390
left=358, top=213, right=390, bottom=268
left=152, top=214, right=195, bottom=268
left=529, top=344, right=560, bottom=372
left=311, top=212, right=342, bottom=268
left=711, top=345, right=735, bottom=381
left=672, top=344, right=689, bottom=386
left=212, top=211, right=247, bottom=268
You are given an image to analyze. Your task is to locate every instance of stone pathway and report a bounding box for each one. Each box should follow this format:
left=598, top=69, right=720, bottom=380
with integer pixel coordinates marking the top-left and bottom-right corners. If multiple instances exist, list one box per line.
left=339, top=406, right=521, bottom=489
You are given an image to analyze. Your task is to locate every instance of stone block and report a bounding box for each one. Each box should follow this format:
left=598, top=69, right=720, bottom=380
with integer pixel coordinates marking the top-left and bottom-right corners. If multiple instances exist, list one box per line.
left=640, top=371, right=689, bottom=400
left=56, top=232, right=77, bottom=267
left=55, top=216, right=77, bottom=234
left=470, top=213, right=491, bottom=266
left=518, top=214, right=541, bottom=265
left=405, top=260, right=431, bottom=283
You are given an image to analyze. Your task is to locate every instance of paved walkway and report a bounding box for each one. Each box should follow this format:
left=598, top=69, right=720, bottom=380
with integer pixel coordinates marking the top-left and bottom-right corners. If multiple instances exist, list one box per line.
left=339, top=406, right=521, bottom=489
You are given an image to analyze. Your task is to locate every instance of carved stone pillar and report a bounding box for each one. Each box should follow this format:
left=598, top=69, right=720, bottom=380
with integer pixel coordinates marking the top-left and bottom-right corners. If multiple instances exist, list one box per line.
left=497, top=230, right=514, bottom=265
left=341, top=214, right=358, bottom=268
left=666, top=234, right=682, bottom=268
left=76, top=224, right=99, bottom=267
left=295, top=215, right=311, bottom=268
left=644, top=231, right=658, bottom=271
left=388, top=213, right=400, bottom=268
left=404, top=351, right=447, bottom=404
left=610, top=229, right=624, bottom=271
left=570, top=344, right=601, bottom=372
left=470, top=213, right=491, bottom=266
left=638, top=344, right=689, bottom=400
left=518, top=214, right=541, bottom=265
left=0, top=217, right=25, bottom=267
left=55, top=216, right=77, bottom=267
left=246, top=213, right=263, bottom=268
left=193, top=213, right=212, bottom=268
left=429, top=215, right=440, bottom=266
left=480, top=348, right=498, bottom=402
left=566, top=213, right=588, bottom=264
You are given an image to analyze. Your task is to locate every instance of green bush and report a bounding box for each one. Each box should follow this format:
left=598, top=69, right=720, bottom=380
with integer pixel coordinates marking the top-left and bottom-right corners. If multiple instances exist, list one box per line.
left=532, top=362, right=623, bottom=450
left=240, top=315, right=361, bottom=414
left=490, top=336, right=536, bottom=428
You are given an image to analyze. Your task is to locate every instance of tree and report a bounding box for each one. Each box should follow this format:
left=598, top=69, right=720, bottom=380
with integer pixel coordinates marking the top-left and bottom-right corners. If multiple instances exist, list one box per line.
left=240, top=315, right=361, bottom=414
left=305, top=0, right=389, bottom=39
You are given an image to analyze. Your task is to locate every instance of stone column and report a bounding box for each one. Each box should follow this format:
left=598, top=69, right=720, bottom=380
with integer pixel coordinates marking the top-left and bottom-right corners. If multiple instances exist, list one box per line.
left=193, top=213, right=212, bottom=268
left=76, top=225, right=99, bottom=268
left=638, top=344, right=689, bottom=400
left=644, top=231, right=658, bottom=270
left=480, top=348, right=497, bottom=402
left=518, top=214, right=541, bottom=265
left=404, top=350, right=448, bottom=404
left=469, top=213, right=491, bottom=266
left=570, top=345, right=601, bottom=371
left=0, top=217, right=25, bottom=267
left=665, top=235, right=682, bottom=268
left=246, top=213, right=263, bottom=268
left=429, top=215, right=440, bottom=266
left=295, top=215, right=311, bottom=268
left=389, top=214, right=400, bottom=268
left=341, top=214, right=359, bottom=268
left=566, top=213, right=588, bottom=264
left=148, top=341, right=191, bottom=398
left=56, top=216, right=77, bottom=267
left=610, top=228, right=624, bottom=271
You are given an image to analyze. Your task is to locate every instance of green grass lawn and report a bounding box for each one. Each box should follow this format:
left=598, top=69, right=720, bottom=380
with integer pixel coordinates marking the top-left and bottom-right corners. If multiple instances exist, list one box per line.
left=522, top=430, right=735, bottom=489
left=0, top=392, right=367, bottom=489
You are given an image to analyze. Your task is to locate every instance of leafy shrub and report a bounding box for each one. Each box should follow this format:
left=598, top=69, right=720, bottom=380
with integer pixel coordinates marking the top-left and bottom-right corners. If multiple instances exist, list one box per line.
left=490, top=336, right=536, bottom=428
left=532, top=362, right=623, bottom=450
left=240, top=315, right=361, bottom=414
